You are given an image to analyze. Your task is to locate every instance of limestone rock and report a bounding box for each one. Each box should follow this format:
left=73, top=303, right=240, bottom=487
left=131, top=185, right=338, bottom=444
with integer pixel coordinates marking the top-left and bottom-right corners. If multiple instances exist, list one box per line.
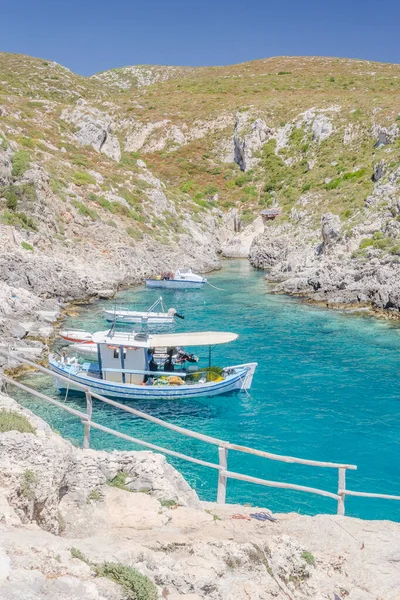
left=61, top=105, right=121, bottom=162
left=0, top=143, right=12, bottom=186
left=321, top=213, right=342, bottom=250
left=234, top=116, right=273, bottom=171
left=373, top=123, right=399, bottom=147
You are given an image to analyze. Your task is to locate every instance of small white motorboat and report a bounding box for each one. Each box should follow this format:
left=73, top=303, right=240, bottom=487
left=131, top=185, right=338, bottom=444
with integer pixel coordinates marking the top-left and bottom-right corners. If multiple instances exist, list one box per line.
left=104, top=297, right=184, bottom=325
left=50, top=330, right=257, bottom=400
left=146, top=269, right=206, bottom=290
left=60, top=330, right=94, bottom=344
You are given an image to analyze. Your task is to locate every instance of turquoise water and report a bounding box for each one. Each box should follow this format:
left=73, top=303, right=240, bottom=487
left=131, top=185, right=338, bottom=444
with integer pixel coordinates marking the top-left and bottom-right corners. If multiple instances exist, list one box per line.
left=10, top=260, right=400, bottom=520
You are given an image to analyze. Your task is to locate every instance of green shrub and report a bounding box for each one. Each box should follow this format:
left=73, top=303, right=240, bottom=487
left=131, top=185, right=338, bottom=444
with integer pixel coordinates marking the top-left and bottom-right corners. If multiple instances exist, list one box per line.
left=204, top=183, right=218, bottom=196
left=160, top=499, right=178, bottom=508
left=262, top=140, right=287, bottom=192
left=88, top=489, right=102, bottom=502
left=73, top=171, right=96, bottom=186
left=108, top=471, right=129, bottom=490
left=0, top=135, right=8, bottom=150
left=50, top=178, right=66, bottom=196
left=12, top=151, right=30, bottom=177
left=235, top=172, right=253, bottom=187
left=20, top=470, right=38, bottom=500
left=301, top=551, right=315, bottom=566
left=72, top=155, right=89, bottom=167
left=19, top=137, right=35, bottom=149
left=1, top=210, right=37, bottom=230
left=95, top=562, right=157, bottom=600
left=351, top=248, right=367, bottom=259
left=278, top=71, right=292, bottom=75
left=21, top=241, right=34, bottom=251
left=325, top=178, right=341, bottom=190
left=359, top=238, right=374, bottom=249
left=5, top=189, right=18, bottom=210
left=326, top=169, right=366, bottom=190
left=91, top=194, right=116, bottom=213
left=0, top=410, right=36, bottom=434
left=70, top=547, right=91, bottom=563
left=3, top=183, right=36, bottom=210
left=72, top=200, right=98, bottom=220
left=120, top=189, right=142, bottom=210
left=329, top=76, right=335, bottom=82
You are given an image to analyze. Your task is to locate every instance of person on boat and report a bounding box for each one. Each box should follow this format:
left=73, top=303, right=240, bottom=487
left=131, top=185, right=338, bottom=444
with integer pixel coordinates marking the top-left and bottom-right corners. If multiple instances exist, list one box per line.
left=144, top=349, right=158, bottom=384
left=148, top=350, right=158, bottom=372
left=176, top=350, right=198, bottom=364
left=164, top=348, right=175, bottom=372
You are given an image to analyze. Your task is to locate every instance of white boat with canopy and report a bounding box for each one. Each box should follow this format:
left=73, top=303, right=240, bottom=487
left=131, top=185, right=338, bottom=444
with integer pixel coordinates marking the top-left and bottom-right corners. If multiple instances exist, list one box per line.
left=50, top=330, right=257, bottom=400
left=103, top=297, right=183, bottom=325
left=146, top=269, right=206, bottom=290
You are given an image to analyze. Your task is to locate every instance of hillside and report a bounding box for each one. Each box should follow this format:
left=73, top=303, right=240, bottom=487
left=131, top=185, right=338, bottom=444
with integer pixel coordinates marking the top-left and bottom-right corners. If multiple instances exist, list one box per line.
left=1, top=52, right=400, bottom=347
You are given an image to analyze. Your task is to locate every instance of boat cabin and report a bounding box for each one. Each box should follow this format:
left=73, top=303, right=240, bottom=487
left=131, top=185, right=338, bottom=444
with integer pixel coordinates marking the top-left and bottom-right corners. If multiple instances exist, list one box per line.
left=91, top=330, right=238, bottom=385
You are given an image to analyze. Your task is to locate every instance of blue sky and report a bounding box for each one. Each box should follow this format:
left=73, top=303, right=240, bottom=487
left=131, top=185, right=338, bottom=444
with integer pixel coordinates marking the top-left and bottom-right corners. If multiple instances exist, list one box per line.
left=1, top=0, right=399, bottom=75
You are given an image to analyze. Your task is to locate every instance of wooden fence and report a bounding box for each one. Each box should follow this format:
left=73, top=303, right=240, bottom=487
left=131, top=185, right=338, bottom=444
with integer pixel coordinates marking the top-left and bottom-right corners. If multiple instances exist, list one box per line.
left=1, top=351, right=400, bottom=516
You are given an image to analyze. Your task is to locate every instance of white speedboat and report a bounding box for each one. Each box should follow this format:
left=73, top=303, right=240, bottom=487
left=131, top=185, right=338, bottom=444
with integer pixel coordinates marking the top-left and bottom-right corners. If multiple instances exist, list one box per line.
left=146, top=269, right=206, bottom=290
left=50, top=330, right=257, bottom=400
left=104, top=297, right=183, bottom=325
left=60, top=330, right=93, bottom=343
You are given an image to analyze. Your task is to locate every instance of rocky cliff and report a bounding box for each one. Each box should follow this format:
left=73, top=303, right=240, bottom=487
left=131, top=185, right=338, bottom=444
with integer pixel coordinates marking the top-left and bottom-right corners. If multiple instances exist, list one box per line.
left=1, top=52, right=400, bottom=345
left=1, top=392, right=399, bottom=599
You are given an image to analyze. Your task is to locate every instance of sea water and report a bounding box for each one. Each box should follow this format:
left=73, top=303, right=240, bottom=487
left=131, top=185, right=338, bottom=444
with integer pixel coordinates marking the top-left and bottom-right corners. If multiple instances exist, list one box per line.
left=10, top=260, right=400, bottom=520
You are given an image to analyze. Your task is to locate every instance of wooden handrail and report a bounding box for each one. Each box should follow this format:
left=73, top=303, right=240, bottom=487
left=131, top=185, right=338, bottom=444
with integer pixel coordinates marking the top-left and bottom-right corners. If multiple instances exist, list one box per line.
left=223, top=470, right=340, bottom=501
left=227, top=443, right=357, bottom=470
left=1, top=349, right=399, bottom=516
left=344, top=490, right=400, bottom=501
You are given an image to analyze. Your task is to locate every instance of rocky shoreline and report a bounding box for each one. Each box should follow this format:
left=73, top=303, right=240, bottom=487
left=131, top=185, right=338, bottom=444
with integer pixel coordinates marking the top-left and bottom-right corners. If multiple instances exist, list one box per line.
left=1, top=392, right=399, bottom=599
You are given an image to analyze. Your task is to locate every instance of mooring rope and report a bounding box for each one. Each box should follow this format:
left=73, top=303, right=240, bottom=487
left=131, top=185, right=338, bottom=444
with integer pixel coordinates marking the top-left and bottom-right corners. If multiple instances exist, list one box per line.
left=206, top=281, right=225, bottom=291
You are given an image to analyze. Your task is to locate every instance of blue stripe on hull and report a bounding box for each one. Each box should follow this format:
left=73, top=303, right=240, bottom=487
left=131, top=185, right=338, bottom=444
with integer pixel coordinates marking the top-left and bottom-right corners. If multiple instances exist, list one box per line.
left=50, top=362, right=246, bottom=400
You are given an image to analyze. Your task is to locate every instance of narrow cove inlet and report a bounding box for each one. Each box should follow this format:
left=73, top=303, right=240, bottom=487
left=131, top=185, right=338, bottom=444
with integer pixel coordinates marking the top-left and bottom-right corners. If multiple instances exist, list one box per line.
left=11, top=260, right=400, bottom=522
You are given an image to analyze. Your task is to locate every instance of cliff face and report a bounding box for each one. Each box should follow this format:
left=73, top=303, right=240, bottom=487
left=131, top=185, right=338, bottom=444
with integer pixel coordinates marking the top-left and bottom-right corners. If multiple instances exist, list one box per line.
left=1, top=392, right=399, bottom=600
left=1, top=53, right=400, bottom=334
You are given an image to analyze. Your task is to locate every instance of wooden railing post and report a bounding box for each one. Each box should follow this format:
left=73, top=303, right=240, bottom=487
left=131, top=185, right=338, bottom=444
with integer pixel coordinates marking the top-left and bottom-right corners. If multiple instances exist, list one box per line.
left=83, top=390, right=93, bottom=449
left=337, top=467, right=346, bottom=515
left=217, top=446, right=228, bottom=504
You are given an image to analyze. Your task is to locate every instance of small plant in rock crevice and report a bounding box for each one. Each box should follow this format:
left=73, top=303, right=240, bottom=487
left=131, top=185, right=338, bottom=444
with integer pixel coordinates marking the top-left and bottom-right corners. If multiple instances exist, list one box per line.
left=108, top=471, right=129, bottom=491
left=20, top=470, right=38, bottom=500
left=301, top=550, right=316, bottom=566
left=21, top=241, right=34, bottom=251
left=87, top=488, right=102, bottom=502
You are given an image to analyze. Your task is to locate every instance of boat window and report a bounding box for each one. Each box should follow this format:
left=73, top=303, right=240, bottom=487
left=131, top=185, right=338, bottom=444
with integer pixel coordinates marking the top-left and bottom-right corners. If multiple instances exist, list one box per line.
left=113, top=349, right=127, bottom=359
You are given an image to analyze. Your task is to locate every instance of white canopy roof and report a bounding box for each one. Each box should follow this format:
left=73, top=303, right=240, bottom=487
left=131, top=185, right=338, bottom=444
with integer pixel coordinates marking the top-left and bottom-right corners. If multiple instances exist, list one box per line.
left=151, top=331, right=238, bottom=347
left=92, top=330, right=238, bottom=348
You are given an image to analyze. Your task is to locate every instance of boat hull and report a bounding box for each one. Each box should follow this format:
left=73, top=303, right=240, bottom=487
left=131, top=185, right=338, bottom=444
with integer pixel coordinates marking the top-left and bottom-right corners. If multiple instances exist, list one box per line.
left=50, top=359, right=257, bottom=400
left=146, top=279, right=206, bottom=290
left=60, top=330, right=93, bottom=343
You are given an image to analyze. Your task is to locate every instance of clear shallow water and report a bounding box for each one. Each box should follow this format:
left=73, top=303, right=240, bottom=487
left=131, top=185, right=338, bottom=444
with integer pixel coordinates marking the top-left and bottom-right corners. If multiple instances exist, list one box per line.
left=10, top=260, right=400, bottom=520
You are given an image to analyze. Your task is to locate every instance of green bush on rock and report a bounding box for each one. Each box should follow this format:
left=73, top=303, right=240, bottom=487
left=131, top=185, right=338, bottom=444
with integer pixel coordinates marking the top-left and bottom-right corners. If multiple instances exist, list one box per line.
left=95, top=562, right=157, bottom=600
left=12, top=150, right=30, bottom=177
left=73, top=171, right=96, bottom=186
left=21, top=241, right=34, bottom=251
left=0, top=410, right=36, bottom=434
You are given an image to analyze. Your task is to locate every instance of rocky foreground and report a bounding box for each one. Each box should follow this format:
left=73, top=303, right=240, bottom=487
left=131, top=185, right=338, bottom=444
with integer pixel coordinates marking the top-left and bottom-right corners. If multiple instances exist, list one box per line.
left=0, top=392, right=399, bottom=599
